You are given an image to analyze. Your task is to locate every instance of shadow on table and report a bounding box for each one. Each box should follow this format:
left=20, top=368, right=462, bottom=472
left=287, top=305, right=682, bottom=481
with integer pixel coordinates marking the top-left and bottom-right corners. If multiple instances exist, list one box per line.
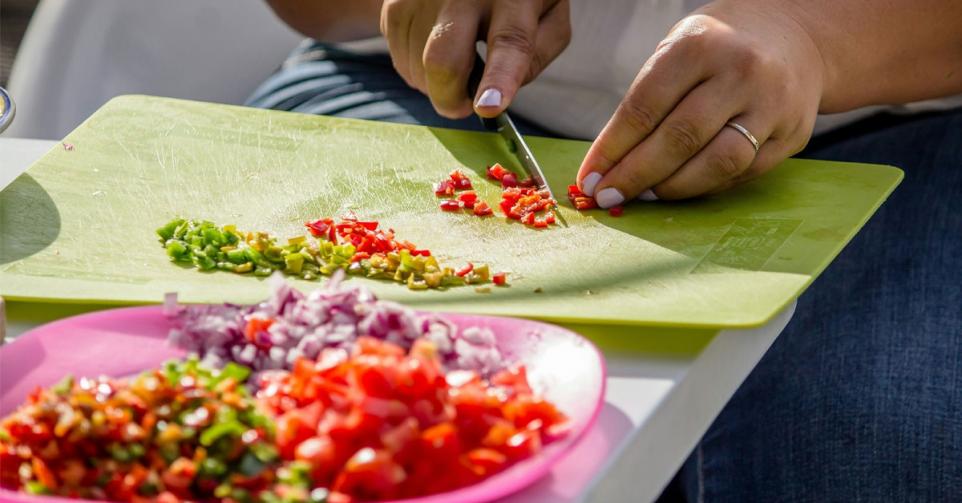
left=500, top=402, right=635, bottom=502
left=0, top=173, right=61, bottom=264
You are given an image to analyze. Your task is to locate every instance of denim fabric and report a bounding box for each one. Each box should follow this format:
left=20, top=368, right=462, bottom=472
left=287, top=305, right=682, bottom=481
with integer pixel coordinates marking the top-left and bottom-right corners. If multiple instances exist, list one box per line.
left=676, top=109, right=962, bottom=502
left=249, top=41, right=962, bottom=502
left=246, top=41, right=553, bottom=136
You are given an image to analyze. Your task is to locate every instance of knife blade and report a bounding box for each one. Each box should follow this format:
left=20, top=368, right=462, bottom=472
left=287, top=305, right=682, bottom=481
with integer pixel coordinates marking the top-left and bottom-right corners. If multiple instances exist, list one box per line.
left=467, top=54, right=557, bottom=203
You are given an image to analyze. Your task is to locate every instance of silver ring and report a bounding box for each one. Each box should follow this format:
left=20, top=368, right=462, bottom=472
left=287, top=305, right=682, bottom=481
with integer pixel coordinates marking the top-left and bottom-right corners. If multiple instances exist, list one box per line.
left=0, top=87, right=14, bottom=135
left=725, top=121, right=759, bottom=153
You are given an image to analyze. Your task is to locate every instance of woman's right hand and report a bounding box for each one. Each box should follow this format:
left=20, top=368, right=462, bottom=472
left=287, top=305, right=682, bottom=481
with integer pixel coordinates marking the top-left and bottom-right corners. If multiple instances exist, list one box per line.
left=380, top=0, right=570, bottom=119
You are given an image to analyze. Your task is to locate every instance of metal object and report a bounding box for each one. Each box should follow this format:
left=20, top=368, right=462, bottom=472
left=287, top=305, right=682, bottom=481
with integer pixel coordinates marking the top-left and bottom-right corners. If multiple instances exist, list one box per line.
left=0, top=87, right=15, bottom=134
left=468, top=55, right=556, bottom=202
left=725, top=121, right=759, bottom=153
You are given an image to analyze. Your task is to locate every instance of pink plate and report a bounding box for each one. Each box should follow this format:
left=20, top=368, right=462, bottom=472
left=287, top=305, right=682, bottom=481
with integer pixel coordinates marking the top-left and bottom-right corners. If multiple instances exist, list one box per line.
left=0, top=307, right=606, bottom=503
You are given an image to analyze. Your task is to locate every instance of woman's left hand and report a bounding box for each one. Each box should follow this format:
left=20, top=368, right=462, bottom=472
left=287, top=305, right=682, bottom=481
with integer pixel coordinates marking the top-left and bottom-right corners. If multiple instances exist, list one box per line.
left=576, top=1, right=826, bottom=206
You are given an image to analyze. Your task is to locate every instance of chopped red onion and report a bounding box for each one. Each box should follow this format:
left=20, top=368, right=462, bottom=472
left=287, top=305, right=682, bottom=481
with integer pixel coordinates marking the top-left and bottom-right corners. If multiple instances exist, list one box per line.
left=167, top=273, right=506, bottom=377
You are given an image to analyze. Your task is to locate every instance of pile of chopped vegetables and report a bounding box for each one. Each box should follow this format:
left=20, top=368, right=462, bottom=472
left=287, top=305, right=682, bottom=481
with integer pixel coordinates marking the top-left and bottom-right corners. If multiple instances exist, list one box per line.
left=169, top=274, right=505, bottom=378
left=0, top=359, right=280, bottom=502
left=256, top=336, right=568, bottom=501
left=2, top=279, right=570, bottom=502
left=486, top=164, right=558, bottom=228
left=434, top=165, right=558, bottom=228
left=157, top=217, right=506, bottom=290
left=434, top=170, right=494, bottom=217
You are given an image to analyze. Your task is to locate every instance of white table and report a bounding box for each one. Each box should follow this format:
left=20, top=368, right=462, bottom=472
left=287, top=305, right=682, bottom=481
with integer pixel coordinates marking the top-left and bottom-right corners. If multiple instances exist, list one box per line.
left=1, top=137, right=794, bottom=503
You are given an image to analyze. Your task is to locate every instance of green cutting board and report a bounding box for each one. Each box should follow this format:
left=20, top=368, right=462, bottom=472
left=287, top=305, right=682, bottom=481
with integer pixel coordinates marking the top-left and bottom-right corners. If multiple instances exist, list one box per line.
left=0, top=95, right=901, bottom=328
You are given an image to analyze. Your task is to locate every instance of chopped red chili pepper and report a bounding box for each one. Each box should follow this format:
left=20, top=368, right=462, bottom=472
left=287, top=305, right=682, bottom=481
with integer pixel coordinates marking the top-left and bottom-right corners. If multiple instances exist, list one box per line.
left=567, top=185, right=598, bottom=211
left=473, top=201, right=493, bottom=216
left=434, top=180, right=456, bottom=197
left=487, top=163, right=510, bottom=181
left=456, top=263, right=474, bottom=277
left=439, top=200, right=461, bottom=212
left=449, top=169, right=473, bottom=190
left=457, top=191, right=478, bottom=209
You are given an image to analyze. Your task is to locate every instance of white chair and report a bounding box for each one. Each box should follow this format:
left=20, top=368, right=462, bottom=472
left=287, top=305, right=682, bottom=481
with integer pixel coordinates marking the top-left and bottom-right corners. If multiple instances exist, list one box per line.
left=6, top=0, right=303, bottom=139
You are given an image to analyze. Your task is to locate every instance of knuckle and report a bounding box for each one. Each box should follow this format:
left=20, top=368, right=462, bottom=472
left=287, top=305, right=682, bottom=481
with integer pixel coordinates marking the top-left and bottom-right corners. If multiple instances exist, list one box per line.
left=662, top=120, right=704, bottom=158
left=705, top=151, right=745, bottom=179
left=490, top=26, right=536, bottom=56
left=619, top=100, right=659, bottom=136
left=422, top=50, right=461, bottom=84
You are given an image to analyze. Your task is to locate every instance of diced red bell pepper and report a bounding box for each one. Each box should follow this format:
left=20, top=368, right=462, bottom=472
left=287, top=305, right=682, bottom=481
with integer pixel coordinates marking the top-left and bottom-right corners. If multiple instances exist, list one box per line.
left=492, top=272, right=507, bottom=285
left=522, top=212, right=536, bottom=226
left=608, top=206, right=624, bottom=217
left=533, top=218, right=548, bottom=228
left=573, top=196, right=597, bottom=210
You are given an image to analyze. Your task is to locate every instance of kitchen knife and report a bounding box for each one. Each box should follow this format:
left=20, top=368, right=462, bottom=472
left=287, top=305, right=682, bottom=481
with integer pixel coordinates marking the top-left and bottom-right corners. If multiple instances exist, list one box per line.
left=467, top=55, right=557, bottom=203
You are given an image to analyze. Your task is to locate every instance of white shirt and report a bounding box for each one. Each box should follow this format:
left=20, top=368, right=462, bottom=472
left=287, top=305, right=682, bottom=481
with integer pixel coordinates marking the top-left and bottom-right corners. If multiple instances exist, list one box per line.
left=509, top=0, right=962, bottom=139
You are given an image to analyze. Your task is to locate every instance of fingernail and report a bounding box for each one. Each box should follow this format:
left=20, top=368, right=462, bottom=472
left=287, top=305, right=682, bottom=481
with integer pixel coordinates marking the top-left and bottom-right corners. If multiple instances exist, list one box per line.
left=595, top=187, right=625, bottom=209
left=476, top=88, right=502, bottom=108
left=582, top=172, right=602, bottom=197
left=637, top=189, right=659, bottom=202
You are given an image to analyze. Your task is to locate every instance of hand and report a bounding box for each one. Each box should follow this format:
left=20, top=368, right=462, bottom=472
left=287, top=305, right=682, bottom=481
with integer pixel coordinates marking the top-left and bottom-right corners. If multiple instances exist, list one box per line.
left=380, top=0, right=570, bottom=119
left=576, top=1, right=825, bottom=206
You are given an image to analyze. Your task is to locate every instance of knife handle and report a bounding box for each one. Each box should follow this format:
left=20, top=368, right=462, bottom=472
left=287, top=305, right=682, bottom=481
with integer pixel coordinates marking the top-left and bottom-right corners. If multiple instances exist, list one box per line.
left=467, top=51, right=501, bottom=132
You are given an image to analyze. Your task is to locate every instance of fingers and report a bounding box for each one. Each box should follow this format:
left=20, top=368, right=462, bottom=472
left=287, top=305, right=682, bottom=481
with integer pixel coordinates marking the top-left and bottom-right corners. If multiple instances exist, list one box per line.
left=381, top=0, right=419, bottom=90
left=577, top=41, right=710, bottom=193
left=652, top=116, right=770, bottom=199
left=423, top=1, right=484, bottom=118
left=587, top=80, right=746, bottom=207
left=474, top=0, right=543, bottom=117
left=524, top=0, right=571, bottom=84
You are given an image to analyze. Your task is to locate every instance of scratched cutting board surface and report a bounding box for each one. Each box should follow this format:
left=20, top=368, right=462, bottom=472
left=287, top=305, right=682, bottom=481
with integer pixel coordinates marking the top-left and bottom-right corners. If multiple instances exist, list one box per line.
left=0, top=95, right=901, bottom=328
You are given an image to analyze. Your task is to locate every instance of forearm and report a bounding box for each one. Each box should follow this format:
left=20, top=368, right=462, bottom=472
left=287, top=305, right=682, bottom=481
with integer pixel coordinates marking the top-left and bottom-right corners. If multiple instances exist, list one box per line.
left=777, top=0, right=962, bottom=112
left=266, top=0, right=382, bottom=42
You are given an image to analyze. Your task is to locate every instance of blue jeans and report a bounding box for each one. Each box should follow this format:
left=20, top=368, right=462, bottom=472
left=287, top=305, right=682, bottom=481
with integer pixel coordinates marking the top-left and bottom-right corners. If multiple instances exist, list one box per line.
left=249, top=41, right=962, bottom=501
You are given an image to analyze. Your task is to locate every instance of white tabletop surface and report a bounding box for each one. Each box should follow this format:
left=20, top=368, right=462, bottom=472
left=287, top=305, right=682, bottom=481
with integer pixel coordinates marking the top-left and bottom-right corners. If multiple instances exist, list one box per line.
left=1, top=137, right=794, bottom=502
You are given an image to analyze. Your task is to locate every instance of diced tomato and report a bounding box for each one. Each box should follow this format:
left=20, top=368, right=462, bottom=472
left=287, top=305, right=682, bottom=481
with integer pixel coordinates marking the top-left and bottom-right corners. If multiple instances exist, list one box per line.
left=456, top=263, right=474, bottom=277
left=439, top=200, right=461, bottom=212
left=473, top=201, right=493, bottom=217
left=333, top=448, right=405, bottom=500
left=501, top=173, right=518, bottom=188
left=457, top=191, right=478, bottom=209
left=608, top=206, right=624, bottom=217
left=501, top=430, right=542, bottom=461
left=465, top=448, right=507, bottom=476
left=492, top=272, right=508, bottom=285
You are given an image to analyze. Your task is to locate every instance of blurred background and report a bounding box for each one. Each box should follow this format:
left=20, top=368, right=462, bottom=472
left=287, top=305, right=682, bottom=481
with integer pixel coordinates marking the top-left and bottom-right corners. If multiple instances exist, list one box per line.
left=1, top=0, right=39, bottom=86
left=0, top=0, right=302, bottom=139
